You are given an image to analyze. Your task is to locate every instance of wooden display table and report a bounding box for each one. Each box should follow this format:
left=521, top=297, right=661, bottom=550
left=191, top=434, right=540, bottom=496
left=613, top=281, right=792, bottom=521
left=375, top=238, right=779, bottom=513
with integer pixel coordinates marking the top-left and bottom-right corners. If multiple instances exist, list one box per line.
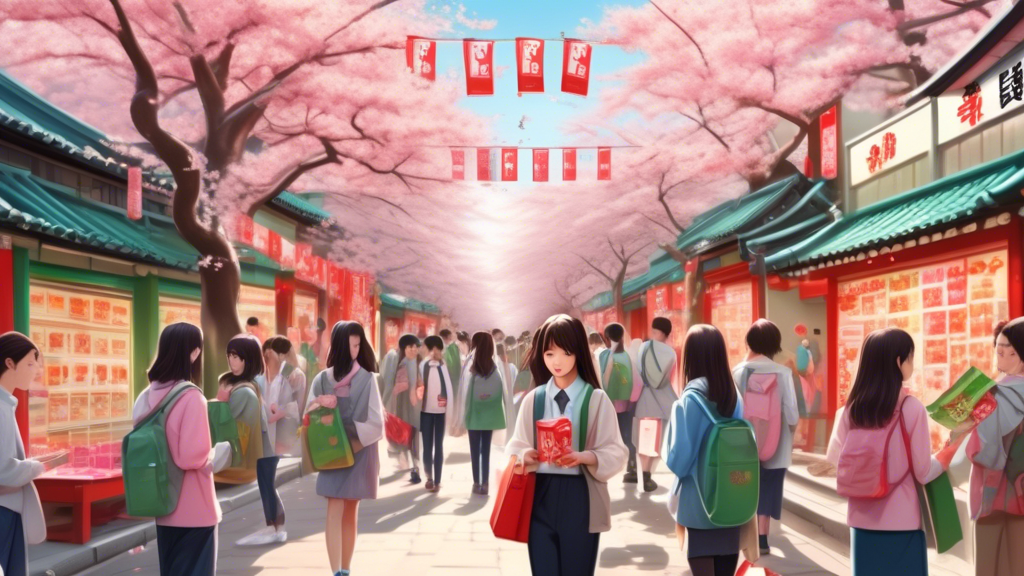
left=34, top=471, right=125, bottom=544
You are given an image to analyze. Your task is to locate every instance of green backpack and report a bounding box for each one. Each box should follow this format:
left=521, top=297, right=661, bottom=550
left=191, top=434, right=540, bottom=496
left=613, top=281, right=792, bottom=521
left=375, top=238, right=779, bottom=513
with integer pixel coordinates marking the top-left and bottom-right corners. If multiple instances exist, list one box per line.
left=599, top=349, right=633, bottom=402
left=533, top=384, right=593, bottom=452
left=122, top=382, right=198, bottom=518
left=690, top=390, right=760, bottom=527
left=207, top=401, right=242, bottom=467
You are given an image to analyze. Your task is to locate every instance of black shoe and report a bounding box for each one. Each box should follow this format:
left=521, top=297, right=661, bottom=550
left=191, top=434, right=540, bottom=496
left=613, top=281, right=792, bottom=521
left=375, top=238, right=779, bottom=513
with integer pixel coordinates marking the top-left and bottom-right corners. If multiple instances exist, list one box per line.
left=623, top=471, right=638, bottom=484
left=481, top=483, right=489, bottom=495
left=759, top=535, right=771, bottom=555
left=642, top=472, right=657, bottom=492
left=410, top=469, right=421, bottom=484
left=472, top=483, right=481, bottom=494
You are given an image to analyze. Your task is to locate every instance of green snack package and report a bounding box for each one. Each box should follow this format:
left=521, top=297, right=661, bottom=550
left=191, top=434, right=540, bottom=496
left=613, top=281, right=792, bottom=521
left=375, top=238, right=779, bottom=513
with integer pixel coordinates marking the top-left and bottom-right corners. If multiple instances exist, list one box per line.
left=926, top=367, right=997, bottom=430
left=306, top=406, right=354, bottom=470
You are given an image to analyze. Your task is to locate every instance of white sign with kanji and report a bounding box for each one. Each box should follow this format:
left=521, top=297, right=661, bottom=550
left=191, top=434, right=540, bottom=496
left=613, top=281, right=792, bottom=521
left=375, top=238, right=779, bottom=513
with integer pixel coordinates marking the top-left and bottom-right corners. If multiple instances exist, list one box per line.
left=849, top=105, right=931, bottom=186
left=937, top=46, right=1024, bottom=144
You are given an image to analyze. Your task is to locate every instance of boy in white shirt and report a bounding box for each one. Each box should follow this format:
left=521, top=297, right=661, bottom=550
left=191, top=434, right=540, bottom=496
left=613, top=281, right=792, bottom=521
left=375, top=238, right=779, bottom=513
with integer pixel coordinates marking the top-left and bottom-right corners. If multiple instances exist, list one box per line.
left=417, top=336, right=455, bottom=492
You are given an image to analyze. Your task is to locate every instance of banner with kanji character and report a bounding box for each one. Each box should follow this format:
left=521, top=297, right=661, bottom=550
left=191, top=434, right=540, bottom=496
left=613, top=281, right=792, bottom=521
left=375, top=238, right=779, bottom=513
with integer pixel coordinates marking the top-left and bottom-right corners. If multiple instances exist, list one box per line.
left=516, top=38, right=544, bottom=93
left=819, top=106, right=838, bottom=180
left=563, top=148, right=577, bottom=181
left=253, top=223, right=269, bottom=253
left=268, top=231, right=282, bottom=262
left=295, top=243, right=313, bottom=282
left=533, top=149, right=549, bottom=182
left=328, top=263, right=347, bottom=297
left=463, top=39, right=495, bottom=96
left=280, top=238, right=296, bottom=270
left=127, top=167, right=142, bottom=221
left=406, top=36, right=436, bottom=81
left=501, top=148, right=518, bottom=181
left=561, top=39, right=592, bottom=96
left=451, top=149, right=465, bottom=180
left=477, top=148, right=491, bottom=180
left=597, top=147, right=611, bottom=180
left=233, top=214, right=254, bottom=245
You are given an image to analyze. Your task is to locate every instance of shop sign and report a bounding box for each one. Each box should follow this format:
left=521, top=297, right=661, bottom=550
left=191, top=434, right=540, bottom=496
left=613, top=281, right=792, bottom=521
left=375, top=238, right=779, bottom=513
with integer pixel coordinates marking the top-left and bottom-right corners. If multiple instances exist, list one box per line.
left=850, top=105, right=930, bottom=186
left=938, top=43, right=1024, bottom=143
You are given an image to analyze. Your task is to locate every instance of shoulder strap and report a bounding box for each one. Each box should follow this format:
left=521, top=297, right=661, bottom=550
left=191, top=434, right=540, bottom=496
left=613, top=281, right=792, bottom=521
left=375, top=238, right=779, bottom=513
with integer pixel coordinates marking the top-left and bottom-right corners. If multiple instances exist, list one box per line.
left=436, top=365, right=448, bottom=399
left=688, top=389, right=720, bottom=424
left=739, top=367, right=754, bottom=394
left=579, top=385, right=594, bottom=452
left=532, top=387, right=547, bottom=450
left=232, top=381, right=262, bottom=405
left=896, top=396, right=920, bottom=485
left=281, top=363, right=295, bottom=377
left=135, top=382, right=197, bottom=430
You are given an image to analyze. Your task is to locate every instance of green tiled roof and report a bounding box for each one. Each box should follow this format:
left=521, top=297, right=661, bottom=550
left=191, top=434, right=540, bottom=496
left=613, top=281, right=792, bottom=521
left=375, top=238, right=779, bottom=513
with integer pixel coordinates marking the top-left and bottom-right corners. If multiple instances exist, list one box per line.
left=581, top=291, right=614, bottom=312
left=766, top=148, right=1024, bottom=270
left=380, top=291, right=440, bottom=314
left=271, top=191, right=333, bottom=224
left=674, top=175, right=801, bottom=254
left=623, top=255, right=685, bottom=298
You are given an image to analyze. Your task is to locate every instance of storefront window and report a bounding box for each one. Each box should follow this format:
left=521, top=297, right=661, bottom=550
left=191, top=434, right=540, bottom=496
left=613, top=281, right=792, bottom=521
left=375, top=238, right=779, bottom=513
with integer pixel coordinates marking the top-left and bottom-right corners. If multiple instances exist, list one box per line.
left=837, top=249, right=1009, bottom=451
left=27, top=281, right=132, bottom=475
left=159, top=285, right=277, bottom=343
left=293, top=291, right=319, bottom=345
left=708, top=281, right=754, bottom=369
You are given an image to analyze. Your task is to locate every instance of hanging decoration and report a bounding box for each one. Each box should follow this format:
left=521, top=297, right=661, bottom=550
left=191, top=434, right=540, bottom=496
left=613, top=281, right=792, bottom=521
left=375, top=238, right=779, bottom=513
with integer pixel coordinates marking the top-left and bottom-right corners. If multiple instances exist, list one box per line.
left=533, top=149, right=549, bottom=182
left=597, top=147, right=612, bottom=180
left=268, top=230, right=282, bottom=262
left=406, top=36, right=436, bottom=80
left=561, top=39, right=592, bottom=96
left=563, top=148, right=577, bottom=181
left=501, top=148, right=518, bottom=181
left=477, top=148, right=491, bottom=180
left=516, top=38, right=545, bottom=93
left=452, top=149, right=465, bottom=180
left=253, top=223, right=269, bottom=253
left=463, top=39, right=495, bottom=96
left=127, top=167, right=142, bottom=221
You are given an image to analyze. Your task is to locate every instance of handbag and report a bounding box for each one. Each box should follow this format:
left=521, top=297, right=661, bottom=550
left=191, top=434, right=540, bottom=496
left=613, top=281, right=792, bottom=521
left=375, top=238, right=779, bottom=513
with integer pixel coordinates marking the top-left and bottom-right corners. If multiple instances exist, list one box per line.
left=735, top=560, right=779, bottom=576
left=305, top=406, right=355, bottom=470
left=385, top=411, right=413, bottom=448
left=490, top=455, right=536, bottom=543
left=899, top=409, right=963, bottom=554
left=637, top=417, right=662, bottom=458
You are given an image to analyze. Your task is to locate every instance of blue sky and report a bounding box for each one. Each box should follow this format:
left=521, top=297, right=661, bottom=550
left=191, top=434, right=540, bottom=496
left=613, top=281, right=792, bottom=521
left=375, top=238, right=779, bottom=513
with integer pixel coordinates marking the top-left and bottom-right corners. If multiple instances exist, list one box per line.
left=422, top=0, right=648, bottom=183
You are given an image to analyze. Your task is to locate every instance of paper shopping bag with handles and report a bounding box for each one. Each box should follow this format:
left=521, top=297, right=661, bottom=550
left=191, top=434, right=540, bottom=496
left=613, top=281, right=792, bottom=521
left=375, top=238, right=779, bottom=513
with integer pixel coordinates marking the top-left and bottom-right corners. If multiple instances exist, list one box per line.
left=919, top=471, right=963, bottom=554
left=490, top=456, right=536, bottom=543
left=637, top=417, right=662, bottom=458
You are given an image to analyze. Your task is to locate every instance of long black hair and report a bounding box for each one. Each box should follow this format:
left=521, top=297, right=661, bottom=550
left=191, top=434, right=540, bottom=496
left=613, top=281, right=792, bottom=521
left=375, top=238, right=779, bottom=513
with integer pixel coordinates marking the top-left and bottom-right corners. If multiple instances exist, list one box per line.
left=682, top=325, right=737, bottom=417
left=471, top=331, right=496, bottom=376
left=0, top=332, right=39, bottom=378
left=847, top=328, right=915, bottom=429
left=220, top=334, right=265, bottom=384
left=328, top=321, right=378, bottom=379
left=604, top=322, right=625, bottom=353
left=527, top=314, right=601, bottom=389
left=148, top=322, right=203, bottom=385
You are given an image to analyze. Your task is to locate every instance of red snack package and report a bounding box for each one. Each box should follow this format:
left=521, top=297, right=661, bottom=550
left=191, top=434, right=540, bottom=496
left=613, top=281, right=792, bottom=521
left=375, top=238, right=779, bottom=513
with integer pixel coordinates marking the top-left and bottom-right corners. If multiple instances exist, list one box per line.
left=536, top=417, right=573, bottom=463
left=971, top=392, right=997, bottom=423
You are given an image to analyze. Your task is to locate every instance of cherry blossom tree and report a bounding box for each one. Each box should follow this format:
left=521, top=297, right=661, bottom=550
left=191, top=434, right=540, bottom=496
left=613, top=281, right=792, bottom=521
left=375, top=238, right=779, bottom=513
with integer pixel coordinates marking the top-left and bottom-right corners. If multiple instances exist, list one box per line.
left=0, top=0, right=488, bottom=390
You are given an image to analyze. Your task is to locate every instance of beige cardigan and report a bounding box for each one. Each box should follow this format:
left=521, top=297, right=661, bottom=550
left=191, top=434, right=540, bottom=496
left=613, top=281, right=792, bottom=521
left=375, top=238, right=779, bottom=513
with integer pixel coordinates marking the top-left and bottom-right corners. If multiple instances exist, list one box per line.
left=504, top=386, right=628, bottom=533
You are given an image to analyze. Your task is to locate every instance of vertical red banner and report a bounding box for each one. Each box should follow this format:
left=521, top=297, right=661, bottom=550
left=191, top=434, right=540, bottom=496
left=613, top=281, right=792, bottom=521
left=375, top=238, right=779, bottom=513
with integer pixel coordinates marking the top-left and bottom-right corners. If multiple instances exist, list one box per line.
left=127, top=167, right=142, bottom=220
left=253, top=223, right=269, bottom=253
left=235, top=214, right=254, bottom=245
left=477, top=148, right=491, bottom=181
left=294, top=243, right=312, bottom=282
left=597, top=147, right=612, bottom=180
left=501, top=148, right=518, bottom=181
left=268, top=231, right=282, bottom=262
left=562, top=148, right=577, bottom=181
left=516, top=38, right=545, bottom=93
left=280, top=238, right=295, bottom=269
left=820, top=105, right=838, bottom=180
left=533, top=149, right=549, bottom=182
left=406, top=36, right=436, bottom=81
left=561, top=39, right=592, bottom=97
left=463, top=39, right=495, bottom=96
left=451, top=149, right=465, bottom=180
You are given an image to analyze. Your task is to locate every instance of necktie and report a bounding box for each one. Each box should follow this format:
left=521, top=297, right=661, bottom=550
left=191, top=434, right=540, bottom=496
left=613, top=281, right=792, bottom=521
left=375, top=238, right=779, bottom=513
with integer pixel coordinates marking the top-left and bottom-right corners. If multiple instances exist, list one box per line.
left=555, top=389, right=570, bottom=415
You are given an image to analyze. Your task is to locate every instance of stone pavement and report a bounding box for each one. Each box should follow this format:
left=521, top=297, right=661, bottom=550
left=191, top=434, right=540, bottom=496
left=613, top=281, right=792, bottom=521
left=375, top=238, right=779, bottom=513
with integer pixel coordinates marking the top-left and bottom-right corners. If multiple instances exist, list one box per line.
left=71, top=438, right=942, bottom=576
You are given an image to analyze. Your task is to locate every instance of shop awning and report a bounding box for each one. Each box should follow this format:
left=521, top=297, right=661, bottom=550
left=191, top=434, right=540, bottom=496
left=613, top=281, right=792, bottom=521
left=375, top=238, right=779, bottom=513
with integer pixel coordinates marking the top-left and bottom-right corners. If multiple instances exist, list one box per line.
left=379, top=291, right=440, bottom=314
left=271, top=192, right=333, bottom=225
left=622, top=255, right=685, bottom=299
left=765, top=147, right=1024, bottom=271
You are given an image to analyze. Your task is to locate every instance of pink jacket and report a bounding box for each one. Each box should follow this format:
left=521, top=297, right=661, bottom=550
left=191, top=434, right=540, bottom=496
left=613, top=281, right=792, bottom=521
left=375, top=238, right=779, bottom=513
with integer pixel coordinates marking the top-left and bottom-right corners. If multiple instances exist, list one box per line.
left=134, top=385, right=222, bottom=528
left=827, top=390, right=943, bottom=531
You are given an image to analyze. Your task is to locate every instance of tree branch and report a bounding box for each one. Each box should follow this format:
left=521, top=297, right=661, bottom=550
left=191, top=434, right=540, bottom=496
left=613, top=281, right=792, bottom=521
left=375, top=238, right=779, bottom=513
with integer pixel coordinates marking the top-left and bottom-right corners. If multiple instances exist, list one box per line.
left=190, top=55, right=225, bottom=131
left=642, top=213, right=676, bottom=235
left=210, top=43, right=235, bottom=90
left=897, top=0, right=997, bottom=32
left=244, top=137, right=342, bottom=217
left=578, top=255, right=613, bottom=283
left=324, top=0, right=404, bottom=44
left=679, top=107, right=731, bottom=151
left=650, top=0, right=708, bottom=69
left=656, top=172, right=688, bottom=232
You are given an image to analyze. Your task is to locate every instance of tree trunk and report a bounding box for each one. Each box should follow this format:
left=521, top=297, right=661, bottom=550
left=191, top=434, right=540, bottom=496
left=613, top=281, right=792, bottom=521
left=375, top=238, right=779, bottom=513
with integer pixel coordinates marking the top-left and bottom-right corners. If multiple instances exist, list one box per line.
left=198, top=254, right=243, bottom=397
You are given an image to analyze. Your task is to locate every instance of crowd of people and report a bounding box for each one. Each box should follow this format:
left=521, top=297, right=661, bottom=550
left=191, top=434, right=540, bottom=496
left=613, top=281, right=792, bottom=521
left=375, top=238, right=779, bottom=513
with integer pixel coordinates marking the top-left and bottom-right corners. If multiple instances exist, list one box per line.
left=1, top=311, right=1023, bottom=576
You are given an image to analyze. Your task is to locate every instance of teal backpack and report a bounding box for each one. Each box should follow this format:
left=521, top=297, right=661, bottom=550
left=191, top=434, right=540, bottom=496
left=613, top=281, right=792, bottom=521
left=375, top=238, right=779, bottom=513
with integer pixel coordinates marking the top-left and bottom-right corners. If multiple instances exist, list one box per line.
left=690, top=390, right=760, bottom=527
left=533, top=384, right=593, bottom=452
left=599, top=349, right=633, bottom=402
left=122, top=382, right=198, bottom=517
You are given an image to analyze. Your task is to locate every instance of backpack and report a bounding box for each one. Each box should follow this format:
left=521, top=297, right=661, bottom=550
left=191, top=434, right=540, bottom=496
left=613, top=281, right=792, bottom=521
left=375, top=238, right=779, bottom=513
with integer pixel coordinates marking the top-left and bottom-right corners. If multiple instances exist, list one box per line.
left=1001, top=388, right=1024, bottom=486
left=599, top=349, right=633, bottom=402
left=533, top=385, right=593, bottom=453
left=835, top=397, right=911, bottom=499
left=122, top=382, right=198, bottom=517
left=207, top=400, right=242, bottom=467
left=738, top=368, right=782, bottom=462
left=690, top=389, right=759, bottom=527
left=640, top=342, right=670, bottom=390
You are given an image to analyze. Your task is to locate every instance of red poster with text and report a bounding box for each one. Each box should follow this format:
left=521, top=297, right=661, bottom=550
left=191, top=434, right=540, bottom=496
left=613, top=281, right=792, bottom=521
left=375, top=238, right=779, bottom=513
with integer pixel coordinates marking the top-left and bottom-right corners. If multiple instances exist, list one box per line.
left=268, top=231, right=282, bottom=262
left=820, top=105, right=838, bottom=180
left=597, top=147, right=611, bottom=180
left=127, top=167, right=142, bottom=220
left=463, top=39, right=495, bottom=96
left=501, top=148, right=518, bottom=181
left=406, top=36, right=436, bottom=81
left=563, top=148, right=577, bottom=181
left=312, top=257, right=327, bottom=290
left=452, top=149, right=465, bottom=180
left=294, top=243, right=312, bottom=282
left=477, top=148, right=491, bottom=181
left=516, top=38, right=545, bottom=93
left=533, top=149, right=549, bottom=182
left=328, top=263, right=347, bottom=297
left=234, top=214, right=254, bottom=245
left=253, top=223, right=269, bottom=253
left=561, top=39, right=592, bottom=96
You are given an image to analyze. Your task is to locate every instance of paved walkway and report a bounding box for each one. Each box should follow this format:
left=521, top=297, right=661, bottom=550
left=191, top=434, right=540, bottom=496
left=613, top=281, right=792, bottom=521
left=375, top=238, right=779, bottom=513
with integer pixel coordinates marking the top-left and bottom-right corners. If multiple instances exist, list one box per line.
left=76, top=439, right=858, bottom=576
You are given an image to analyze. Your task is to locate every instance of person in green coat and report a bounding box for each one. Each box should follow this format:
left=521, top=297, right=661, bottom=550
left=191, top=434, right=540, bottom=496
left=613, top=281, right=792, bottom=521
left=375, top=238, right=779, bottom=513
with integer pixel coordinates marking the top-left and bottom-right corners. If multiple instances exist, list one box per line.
left=440, top=329, right=462, bottom=403
left=453, top=332, right=511, bottom=496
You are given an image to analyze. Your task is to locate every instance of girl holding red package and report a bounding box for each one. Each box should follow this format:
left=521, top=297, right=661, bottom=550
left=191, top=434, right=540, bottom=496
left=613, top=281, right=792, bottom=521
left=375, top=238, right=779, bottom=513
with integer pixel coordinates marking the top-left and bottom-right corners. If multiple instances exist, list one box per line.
left=505, top=314, right=628, bottom=576
left=306, top=321, right=382, bottom=576
left=966, top=317, right=1024, bottom=576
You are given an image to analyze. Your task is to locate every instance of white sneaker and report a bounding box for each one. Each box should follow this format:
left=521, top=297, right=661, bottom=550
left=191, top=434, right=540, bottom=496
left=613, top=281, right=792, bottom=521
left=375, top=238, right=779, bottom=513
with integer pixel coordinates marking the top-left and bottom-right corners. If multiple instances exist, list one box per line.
left=235, top=526, right=278, bottom=547
left=274, top=530, right=288, bottom=543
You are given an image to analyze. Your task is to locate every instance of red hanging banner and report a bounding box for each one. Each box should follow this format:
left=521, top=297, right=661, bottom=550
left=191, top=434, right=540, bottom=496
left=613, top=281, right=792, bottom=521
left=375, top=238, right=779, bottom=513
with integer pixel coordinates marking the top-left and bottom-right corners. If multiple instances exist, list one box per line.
left=477, top=148, right=491, bottom=181
left=515, top=38, right=545, bottom=93
left=127, top=167, right=142, bottom=220
left=463, top=39, right=495, bottom=96
left=406, top=36, right=436, bottom=81
left=562, top=148, right=577, bottom=181
left=253, top=223, right=269, bottom=253
left=280, top=238, right=296, bottom=270
left=268, top=231, right=282, bottom=262
left=820, top=105, right=839, bottom=180
left=501, top=148, right=518, bottom=181
left=312, top=257, right=328, bottom=290
left=561, top=39, right=592, bottom=97
left=234, top=214, right=254, bottom=245
left=452, top=149, right=465, bottom=180
left=533, top=149, right=549, bottom=182
left=597, top=147, right=612, bottom=180
left=294, top=243, right=312, bottom=282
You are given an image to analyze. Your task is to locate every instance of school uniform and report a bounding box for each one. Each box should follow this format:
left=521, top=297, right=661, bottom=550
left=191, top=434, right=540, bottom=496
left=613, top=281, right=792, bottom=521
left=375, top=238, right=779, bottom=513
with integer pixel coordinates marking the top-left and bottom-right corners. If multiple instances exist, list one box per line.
left=214, top=382, right=272, bottom=485
left=381, top=356, right=422, bottom=468
left=732, top=356, right=799, bottom=521
left=419, top=358, right=455, bottom=483
left=0, top=387, right=45, bottom=576
left=635, top=339, right=679, bottom=459
left=458, top=363, right=511, bottom=487
left=505, top=377, right=628, bottom=576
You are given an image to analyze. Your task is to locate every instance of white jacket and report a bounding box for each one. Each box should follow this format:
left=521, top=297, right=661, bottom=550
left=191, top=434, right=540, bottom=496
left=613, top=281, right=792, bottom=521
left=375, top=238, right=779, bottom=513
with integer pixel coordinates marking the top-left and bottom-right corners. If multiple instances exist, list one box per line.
left=0, top=389, right=46, bottom=544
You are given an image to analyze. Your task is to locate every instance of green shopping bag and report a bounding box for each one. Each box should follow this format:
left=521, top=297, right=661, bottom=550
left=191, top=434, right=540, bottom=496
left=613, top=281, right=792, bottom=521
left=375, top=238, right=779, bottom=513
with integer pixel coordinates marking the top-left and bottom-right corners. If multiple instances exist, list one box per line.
left=305, top=406, right=354, bottom=470
left=927, top=367, right=997, bottom=429
left=920, top=471, right=963, bottom=554
left=207, top=400, right=241, bottom=467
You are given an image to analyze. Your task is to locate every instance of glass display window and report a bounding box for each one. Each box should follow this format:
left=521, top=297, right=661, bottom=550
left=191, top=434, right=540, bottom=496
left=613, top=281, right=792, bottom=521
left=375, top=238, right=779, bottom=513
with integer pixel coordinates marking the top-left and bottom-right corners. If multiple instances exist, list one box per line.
left=707, top=281, right=754, bottom=369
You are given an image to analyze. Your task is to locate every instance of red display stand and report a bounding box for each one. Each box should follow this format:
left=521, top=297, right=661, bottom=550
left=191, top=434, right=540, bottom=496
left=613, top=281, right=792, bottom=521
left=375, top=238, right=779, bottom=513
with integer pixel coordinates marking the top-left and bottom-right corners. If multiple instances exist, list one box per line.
left=34, top=474, right=125, bottom=544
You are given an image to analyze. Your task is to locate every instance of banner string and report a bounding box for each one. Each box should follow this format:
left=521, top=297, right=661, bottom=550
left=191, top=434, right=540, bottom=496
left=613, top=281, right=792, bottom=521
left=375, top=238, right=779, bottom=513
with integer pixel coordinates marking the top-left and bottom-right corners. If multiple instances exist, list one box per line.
left=427, top=145, right=641, bottom=149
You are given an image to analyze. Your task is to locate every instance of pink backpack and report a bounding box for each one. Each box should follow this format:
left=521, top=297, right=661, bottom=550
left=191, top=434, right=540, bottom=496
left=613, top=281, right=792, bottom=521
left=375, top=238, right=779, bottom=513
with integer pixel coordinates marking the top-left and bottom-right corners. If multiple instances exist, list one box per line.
left=740, top=369, right=782, bottom=462
left=836, top=397, right=912, bottom=499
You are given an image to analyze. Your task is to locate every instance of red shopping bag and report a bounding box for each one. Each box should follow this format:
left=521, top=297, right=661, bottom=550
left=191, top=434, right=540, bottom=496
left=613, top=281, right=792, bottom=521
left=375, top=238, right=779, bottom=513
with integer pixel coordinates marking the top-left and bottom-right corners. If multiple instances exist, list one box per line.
left=490, top=456, right=536, bottom=543
left=735, top=560, right=779, bottom=576
left=384, top=411, right=412, bottom=448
